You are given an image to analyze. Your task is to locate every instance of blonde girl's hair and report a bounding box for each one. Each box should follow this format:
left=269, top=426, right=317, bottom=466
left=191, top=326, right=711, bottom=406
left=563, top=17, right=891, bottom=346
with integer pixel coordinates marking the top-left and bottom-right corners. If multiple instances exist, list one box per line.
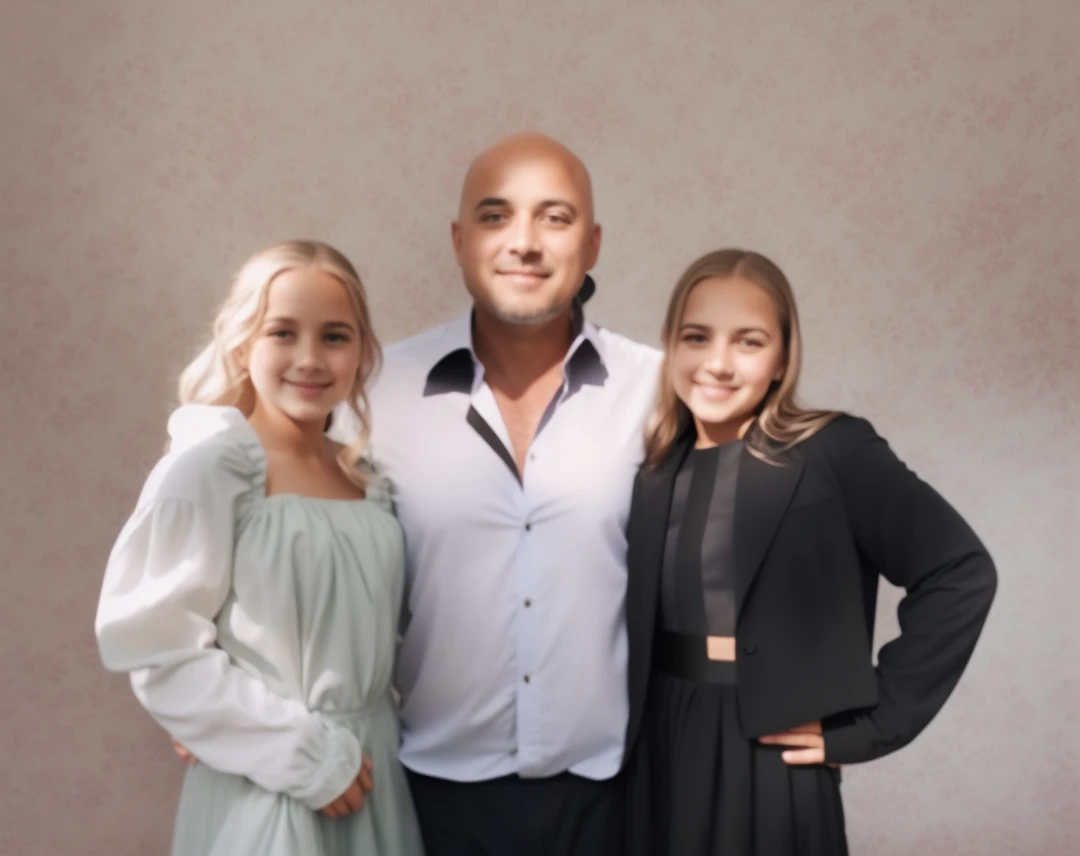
left=644, top=248, right=841, bottom=467
left=177, top=239, right=381, bottom=489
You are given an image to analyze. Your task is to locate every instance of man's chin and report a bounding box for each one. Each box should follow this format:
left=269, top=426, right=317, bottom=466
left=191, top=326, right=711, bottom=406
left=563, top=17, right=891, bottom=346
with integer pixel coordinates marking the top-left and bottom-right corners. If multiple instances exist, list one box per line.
left=484, top=300, right=571, bottom=327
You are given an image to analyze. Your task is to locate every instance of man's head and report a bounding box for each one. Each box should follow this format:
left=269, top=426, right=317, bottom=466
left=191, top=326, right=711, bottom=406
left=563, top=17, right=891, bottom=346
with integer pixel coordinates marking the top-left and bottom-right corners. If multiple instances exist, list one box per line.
left=452, top=132, right=601, bottom=327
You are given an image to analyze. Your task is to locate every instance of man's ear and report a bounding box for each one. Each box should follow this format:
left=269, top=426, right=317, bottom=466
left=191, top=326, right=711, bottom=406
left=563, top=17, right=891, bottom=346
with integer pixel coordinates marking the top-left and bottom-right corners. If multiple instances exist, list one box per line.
left=586, top=222, right=602, bottom=269
left=451, top=221, right=464, bottom=266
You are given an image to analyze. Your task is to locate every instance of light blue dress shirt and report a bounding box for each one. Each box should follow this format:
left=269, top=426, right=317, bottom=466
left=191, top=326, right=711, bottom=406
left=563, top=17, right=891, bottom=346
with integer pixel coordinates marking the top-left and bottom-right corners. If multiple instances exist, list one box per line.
left=337, top=306, right=660, bottom=782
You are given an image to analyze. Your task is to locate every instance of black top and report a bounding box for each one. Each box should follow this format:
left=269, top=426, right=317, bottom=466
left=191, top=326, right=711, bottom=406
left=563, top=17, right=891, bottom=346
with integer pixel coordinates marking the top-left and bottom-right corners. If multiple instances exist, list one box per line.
left=660, top=440, right=742, bottom=636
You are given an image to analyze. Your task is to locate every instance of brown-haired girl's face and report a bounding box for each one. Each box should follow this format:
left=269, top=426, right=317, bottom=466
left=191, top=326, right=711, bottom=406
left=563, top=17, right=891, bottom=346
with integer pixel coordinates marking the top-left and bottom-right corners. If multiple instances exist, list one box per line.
left=670, top=275, right=787, bottom=447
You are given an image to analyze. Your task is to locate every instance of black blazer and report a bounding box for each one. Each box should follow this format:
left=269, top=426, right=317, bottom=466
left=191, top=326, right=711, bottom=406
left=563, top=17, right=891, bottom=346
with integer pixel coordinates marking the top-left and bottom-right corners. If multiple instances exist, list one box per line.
left=624, top=415, right=997, bottom=765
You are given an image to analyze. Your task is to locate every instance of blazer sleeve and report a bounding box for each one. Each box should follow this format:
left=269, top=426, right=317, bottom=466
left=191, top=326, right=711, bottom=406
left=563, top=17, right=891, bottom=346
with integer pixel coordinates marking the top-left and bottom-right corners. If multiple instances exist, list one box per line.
left=820, top=416, right=997, bottom=764
left=95, top=440, right=361, bottom=810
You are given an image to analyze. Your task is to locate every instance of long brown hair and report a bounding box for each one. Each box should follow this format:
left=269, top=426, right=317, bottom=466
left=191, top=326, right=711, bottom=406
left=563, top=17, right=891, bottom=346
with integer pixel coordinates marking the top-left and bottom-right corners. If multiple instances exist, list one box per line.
left=644, top=248, right=840, bottom=467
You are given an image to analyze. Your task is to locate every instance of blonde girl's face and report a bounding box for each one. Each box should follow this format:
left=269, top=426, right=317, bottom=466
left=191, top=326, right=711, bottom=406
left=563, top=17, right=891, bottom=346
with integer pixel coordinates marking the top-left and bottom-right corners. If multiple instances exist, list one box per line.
left=240, top=267, right=363, bottom=428
left=670, top=275, right=787, bottom=447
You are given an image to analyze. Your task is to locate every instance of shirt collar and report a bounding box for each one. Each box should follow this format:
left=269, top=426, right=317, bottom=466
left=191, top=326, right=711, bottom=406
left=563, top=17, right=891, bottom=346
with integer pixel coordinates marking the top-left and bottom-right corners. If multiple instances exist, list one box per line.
left=424, top=300, right=608, bottom=397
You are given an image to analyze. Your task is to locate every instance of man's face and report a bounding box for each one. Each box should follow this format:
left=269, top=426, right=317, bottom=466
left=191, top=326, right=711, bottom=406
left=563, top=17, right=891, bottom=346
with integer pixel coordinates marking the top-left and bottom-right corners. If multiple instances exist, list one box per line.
left=452, top=154, right=601, bottom=326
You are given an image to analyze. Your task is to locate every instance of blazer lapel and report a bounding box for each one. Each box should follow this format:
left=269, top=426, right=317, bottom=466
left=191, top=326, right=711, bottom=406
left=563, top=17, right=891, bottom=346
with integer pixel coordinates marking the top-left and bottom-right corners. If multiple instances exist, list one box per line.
left=625, top=431, right=692, bottom=755
left=631, top=434, right=693, bottom=633
left=734, top=444, right=804, bottom=617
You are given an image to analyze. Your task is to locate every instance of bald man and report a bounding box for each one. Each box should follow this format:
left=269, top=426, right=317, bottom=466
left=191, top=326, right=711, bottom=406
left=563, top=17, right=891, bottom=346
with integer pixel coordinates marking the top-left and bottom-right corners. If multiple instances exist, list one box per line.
left=347, top=133, right=660, bottom=854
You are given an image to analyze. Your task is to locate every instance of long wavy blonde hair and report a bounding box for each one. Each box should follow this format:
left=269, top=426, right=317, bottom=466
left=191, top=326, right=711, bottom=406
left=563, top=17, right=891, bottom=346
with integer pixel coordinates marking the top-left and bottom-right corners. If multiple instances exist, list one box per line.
left=178, top=240, right=381, bottom=489
left=645, top=248, right=840, bottom=467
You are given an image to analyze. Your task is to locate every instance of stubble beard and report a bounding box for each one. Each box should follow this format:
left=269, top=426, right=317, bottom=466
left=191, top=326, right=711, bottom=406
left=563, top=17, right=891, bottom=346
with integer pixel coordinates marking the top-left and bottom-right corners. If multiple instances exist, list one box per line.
left=468, top=274, right=573, bottom=328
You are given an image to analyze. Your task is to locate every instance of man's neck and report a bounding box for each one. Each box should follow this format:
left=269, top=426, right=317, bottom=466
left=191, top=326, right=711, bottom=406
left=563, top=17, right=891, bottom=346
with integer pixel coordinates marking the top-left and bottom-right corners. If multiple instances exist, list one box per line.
left=471, top=306, right=575, bottom=396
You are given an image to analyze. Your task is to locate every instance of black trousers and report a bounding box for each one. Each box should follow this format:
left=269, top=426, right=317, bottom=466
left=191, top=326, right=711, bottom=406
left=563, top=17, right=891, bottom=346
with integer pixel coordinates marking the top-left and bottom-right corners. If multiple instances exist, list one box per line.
left=405, top=767, right=625, bottom=856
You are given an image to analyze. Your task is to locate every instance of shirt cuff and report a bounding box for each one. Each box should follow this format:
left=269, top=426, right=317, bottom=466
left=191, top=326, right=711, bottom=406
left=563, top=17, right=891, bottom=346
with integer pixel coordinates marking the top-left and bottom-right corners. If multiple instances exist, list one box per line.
left=293, top=716, right=363, bottom=811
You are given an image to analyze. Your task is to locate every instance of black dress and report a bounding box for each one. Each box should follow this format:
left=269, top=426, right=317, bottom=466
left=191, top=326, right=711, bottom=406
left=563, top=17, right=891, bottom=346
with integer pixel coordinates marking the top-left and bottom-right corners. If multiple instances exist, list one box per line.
left=641, top=440, right=848, bottom=856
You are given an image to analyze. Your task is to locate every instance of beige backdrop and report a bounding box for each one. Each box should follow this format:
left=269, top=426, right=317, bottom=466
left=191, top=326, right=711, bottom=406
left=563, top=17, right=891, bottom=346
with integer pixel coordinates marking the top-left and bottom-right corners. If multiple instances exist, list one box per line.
left=2, top=1, right=1077, bottom=853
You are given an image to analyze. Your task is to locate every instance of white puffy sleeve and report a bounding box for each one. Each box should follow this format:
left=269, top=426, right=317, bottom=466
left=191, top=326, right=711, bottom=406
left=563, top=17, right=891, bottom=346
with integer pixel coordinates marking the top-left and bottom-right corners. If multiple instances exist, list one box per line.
left=94, top=406, right=361, bottom=810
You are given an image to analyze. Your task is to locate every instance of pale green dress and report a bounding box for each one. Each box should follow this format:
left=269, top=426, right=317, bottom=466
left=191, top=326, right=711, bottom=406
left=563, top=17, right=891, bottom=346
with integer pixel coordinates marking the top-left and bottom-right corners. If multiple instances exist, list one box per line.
left=95, top=405, right=424, bottom=855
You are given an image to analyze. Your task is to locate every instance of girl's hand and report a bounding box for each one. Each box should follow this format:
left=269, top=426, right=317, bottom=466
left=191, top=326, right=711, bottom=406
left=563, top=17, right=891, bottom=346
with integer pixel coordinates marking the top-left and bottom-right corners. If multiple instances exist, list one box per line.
left=758, top=720, right=837, bottom=767
left=319, top=754, right=375, bottom=819
left=171, top=738, right=197, bottom=765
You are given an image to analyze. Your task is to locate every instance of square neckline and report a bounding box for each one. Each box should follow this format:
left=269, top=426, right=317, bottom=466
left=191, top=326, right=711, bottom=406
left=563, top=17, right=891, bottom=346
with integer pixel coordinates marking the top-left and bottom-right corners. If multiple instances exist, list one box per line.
left=226, top=407, right=370, bottom=504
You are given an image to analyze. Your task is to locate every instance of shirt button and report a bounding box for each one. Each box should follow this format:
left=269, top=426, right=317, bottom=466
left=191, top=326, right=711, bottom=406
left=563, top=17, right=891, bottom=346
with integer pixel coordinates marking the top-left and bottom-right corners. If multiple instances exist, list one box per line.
left=523, top=674, right=531, bottom=684
left=524, top=522, right=532, bottom=532
left=743, top=642, right=757, bottom=655
left=529, top=453, right=536, bottom=461
left=524, top=598, right=532, bottom=607
left=509, top=748, right=518, bottom=756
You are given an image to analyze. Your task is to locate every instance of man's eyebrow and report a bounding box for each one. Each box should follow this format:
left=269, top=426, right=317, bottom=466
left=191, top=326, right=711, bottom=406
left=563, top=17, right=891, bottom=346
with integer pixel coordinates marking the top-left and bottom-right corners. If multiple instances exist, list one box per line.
left=539, top=199, right=577, bottom=214
left=474, top=197, right=578, bottom=214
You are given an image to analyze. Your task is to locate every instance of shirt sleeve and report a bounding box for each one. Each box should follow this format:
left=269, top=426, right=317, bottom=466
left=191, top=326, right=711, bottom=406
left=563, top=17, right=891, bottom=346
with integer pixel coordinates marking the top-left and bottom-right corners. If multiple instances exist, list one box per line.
left=95, top=448, right=361, bottom=810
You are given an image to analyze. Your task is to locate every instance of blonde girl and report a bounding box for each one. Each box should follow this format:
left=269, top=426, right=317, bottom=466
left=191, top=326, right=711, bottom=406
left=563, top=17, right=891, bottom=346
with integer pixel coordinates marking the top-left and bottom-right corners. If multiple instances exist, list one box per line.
left=96, top=240, right=423, bottom=856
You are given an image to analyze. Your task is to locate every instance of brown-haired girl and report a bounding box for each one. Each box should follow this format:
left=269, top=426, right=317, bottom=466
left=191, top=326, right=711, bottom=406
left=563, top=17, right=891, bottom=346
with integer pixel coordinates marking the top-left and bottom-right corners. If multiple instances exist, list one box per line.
left=624, top=249, right=996, bottom=855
